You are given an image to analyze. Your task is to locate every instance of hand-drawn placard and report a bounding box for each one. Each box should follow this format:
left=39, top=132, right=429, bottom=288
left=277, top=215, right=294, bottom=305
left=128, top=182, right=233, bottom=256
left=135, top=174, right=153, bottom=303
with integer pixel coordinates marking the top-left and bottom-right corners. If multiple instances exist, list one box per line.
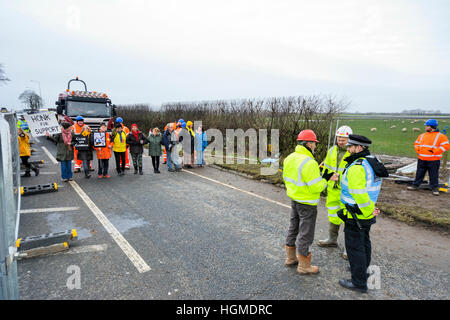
left=93, top=132, right=106, bottom=147
left=23, top=112, right=61, bottom=137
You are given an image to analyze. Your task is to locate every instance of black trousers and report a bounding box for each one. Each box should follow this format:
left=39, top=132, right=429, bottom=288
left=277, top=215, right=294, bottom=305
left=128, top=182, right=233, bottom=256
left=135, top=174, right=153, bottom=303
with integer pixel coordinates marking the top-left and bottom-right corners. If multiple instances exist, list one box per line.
left=98, top=159, right=109, bottom=175
left=114, top=152, right=126, bottom=173
left=21, top=156, right=33, bottom=173
left=413, top=159, right=440, bottom=190
left=151, top=156, right=160, bottom=171
left=344, top=218, right=375, bottom=289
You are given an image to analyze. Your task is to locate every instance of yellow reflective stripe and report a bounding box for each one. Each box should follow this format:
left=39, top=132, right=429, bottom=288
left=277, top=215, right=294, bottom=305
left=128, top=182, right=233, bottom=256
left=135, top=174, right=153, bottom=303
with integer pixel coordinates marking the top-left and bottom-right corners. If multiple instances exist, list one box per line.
left=294, top=198, right=320, bottom=204
left=306, top=176, right=323, bottom=186
left=349, top=188, right=367, bottom=194
left=358, top=201, right=372, bottom=208
left=328, top=213, right=338, bottom=217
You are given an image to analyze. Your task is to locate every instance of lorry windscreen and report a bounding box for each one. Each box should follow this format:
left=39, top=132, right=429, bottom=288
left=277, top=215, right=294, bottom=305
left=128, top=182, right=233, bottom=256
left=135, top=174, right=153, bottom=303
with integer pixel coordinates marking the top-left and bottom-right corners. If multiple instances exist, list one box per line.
left=67, top=101, right=110, bottom=118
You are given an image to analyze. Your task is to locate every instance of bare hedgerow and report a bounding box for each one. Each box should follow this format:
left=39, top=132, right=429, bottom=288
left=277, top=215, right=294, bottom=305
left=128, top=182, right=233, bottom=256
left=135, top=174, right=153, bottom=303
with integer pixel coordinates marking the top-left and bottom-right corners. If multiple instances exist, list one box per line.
left=116, top=95, right=347, bottom=162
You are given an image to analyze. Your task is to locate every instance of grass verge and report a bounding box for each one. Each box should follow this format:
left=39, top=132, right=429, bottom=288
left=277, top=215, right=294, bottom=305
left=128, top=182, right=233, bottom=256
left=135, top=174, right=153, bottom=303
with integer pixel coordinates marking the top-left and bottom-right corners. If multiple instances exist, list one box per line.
left=377, top=203, right=449, bottom=233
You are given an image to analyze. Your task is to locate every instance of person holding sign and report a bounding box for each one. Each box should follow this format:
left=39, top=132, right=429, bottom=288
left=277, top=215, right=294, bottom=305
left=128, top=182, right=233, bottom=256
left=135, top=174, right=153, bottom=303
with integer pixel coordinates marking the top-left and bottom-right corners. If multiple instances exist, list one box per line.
left=74, top=125, right=94, bottom=179
left=18, top=128, right=39, bottom=177
left=72, top=116, right=93, bottom=172
left=46, top=122, right=74, bottom=182
left=94, top=123, right=112, bottom=178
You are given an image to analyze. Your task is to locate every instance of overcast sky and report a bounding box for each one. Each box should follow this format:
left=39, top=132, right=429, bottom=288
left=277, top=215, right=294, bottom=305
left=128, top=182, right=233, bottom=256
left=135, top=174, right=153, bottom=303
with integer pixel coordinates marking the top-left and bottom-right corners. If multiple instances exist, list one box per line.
left=1, top=0, right=449, bottom=112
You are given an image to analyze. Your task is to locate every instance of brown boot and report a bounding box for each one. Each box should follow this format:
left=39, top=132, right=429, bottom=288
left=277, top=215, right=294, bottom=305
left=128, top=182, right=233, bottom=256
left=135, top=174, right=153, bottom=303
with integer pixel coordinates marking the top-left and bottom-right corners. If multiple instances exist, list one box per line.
left=296, top=252, right=319, bottom=275
left=285, top=245, right=298, bottom=266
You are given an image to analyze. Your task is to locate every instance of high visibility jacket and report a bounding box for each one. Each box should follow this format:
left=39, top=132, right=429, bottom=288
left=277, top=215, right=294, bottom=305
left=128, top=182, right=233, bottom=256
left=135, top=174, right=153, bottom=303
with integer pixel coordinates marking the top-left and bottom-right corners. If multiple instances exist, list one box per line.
left=17, top=120, right=30, bottom=132
left=340, top=157, right=382, bottom=220
left=18, top=133, right=31, bottom=157
left=95, top=132, right=112, bottom=159
left=72, top=123, right=88, bottom=135
left=112, top=131, right=127, bottom=152
left=323, top=145, right=351, bottom=224
left=414, top=131, right=449, bottom=161
left=283, top=145, right=327, bottom=206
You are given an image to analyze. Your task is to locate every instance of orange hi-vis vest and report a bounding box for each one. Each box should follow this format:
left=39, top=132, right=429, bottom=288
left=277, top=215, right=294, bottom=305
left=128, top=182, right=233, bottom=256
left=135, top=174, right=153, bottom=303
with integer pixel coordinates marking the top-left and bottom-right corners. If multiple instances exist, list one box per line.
left=72, top=123, right=85, bottom=135
left=414, top=131, right=450, bottom=161
left=95, top=132, right=112, bottom=159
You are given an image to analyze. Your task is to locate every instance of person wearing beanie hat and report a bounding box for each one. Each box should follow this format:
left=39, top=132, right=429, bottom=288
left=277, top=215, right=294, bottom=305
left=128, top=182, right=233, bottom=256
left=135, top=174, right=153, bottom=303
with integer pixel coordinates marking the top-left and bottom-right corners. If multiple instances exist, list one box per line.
left=126, top=123, right=148, bottom=175
left=408, top=119, right=449, bottom=195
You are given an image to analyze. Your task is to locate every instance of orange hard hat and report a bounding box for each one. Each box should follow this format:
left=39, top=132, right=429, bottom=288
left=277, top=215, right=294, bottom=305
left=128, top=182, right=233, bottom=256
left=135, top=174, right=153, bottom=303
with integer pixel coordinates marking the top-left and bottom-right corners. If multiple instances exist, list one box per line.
left=297, top=129, right=319, bottom=142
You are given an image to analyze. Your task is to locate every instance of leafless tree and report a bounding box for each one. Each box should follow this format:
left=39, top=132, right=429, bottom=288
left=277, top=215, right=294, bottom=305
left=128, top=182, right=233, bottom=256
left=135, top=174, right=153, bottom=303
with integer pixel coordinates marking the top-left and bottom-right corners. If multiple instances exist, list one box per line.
left=18, top=89, right=42, bottom=111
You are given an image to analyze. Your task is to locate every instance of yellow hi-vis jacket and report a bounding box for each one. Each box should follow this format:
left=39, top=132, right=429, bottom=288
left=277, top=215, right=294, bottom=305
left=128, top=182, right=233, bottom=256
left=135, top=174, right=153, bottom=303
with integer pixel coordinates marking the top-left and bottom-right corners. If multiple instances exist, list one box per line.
left=283, top=145, right=327, bottom=206
left=322, top=145, right=350, bottom=224
left=112, top=131, right=128, bottom=153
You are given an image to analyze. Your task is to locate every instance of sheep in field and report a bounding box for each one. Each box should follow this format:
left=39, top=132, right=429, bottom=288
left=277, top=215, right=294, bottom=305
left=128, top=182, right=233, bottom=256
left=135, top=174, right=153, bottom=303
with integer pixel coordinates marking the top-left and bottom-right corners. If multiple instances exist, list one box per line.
left=390, top=125, right=397, bottom=129
left=370, top=128, right=377, bottom=132
left=402, top=128, right=407, bottom=132
left=412, top=127, right=420, bottom=132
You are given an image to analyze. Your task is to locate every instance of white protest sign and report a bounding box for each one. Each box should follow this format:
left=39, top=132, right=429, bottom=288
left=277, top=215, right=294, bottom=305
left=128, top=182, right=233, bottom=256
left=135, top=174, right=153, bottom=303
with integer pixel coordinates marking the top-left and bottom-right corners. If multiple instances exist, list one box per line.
left=23, top=112, right=61, bottom=137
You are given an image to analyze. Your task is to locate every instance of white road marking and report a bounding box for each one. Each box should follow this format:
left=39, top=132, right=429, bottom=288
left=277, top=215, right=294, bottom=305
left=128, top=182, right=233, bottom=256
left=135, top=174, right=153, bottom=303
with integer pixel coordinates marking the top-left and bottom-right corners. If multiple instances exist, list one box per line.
left=183, top=170, right=291, bottom=209
left=69, top=180, right=151, bottom=273
left=34, top=137, right=40, bottom=143
left=41, top=146, right=58, bottom=164
left=20, top=207, right=80, bottom=214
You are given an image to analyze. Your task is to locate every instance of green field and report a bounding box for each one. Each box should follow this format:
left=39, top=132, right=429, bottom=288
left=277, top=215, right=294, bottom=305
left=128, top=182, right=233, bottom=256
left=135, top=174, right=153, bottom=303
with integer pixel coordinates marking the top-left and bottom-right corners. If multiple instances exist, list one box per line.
left=335, top=118, right=450, bottom=158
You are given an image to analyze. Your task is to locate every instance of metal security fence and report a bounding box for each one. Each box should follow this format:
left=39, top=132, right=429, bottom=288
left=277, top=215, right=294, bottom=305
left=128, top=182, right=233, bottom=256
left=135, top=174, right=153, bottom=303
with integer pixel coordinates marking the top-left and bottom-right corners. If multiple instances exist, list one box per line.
left=0, top=112, right=20, bottom=300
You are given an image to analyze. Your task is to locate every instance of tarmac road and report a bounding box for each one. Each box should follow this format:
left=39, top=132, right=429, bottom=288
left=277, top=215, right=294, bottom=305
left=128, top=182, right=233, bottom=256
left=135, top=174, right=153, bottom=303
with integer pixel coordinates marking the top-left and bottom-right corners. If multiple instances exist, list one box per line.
left=17, top=137, right=450, bottom=300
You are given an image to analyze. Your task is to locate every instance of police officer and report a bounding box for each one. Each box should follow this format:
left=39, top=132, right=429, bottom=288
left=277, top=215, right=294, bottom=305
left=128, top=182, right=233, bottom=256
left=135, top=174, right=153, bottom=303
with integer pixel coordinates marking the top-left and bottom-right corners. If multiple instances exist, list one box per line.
left=283, top=129, right=334, bottom=275
left=337, top=134, right=381, bottom=293
left=17, top=115, right=30, bottom=133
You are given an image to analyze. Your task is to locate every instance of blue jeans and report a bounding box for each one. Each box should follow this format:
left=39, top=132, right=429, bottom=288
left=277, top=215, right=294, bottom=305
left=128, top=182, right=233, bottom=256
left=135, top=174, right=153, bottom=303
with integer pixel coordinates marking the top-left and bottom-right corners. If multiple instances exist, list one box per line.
left=60, top=160, right=72, bottom=180
left=166, top=149, right=173, bottom=170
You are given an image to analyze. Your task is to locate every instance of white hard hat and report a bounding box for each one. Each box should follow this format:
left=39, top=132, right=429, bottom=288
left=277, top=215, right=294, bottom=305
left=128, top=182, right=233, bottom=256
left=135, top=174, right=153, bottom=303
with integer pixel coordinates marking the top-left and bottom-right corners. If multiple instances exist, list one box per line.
left=336, top=125, right=353, bottom=137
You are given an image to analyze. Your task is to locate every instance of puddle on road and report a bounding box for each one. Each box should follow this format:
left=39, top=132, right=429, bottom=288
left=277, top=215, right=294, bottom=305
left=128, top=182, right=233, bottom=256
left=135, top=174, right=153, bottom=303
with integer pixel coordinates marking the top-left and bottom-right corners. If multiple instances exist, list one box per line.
left=108, top=213, right=150, bottom=234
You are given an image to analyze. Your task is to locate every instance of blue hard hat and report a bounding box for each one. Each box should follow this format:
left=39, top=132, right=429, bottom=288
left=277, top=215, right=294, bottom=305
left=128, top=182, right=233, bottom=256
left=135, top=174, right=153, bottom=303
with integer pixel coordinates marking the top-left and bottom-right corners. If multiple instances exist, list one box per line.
left=425, top=119, right=438, bottom=127
left=178, top=119, right=184, bottom=123
left=75, top=115, right=84, bottom=121
left=116, top=117, right=123, bottom=123
left=181, top=122, right=186, bottom=128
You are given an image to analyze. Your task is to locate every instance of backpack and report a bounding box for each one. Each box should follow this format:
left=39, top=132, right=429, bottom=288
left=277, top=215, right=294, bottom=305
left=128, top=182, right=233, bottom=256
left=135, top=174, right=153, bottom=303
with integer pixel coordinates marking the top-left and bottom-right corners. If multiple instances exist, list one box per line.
left=360, top=155, right=389, bottom=178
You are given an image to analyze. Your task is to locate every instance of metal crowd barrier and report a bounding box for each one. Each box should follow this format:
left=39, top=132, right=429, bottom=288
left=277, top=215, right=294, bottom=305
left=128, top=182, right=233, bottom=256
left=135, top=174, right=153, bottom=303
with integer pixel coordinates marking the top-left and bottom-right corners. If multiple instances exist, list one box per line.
left=0, top=112, right=20, bottom=300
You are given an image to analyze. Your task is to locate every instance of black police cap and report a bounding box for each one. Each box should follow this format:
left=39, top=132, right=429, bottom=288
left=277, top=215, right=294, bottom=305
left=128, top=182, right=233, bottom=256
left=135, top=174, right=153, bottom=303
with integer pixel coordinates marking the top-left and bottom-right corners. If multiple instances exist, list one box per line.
left=346, top=134, right=372, bottom=147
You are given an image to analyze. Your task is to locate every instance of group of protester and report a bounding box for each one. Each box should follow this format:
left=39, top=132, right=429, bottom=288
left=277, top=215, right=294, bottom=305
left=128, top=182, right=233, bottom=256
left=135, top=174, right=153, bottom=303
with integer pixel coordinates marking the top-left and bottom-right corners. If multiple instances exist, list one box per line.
left=37, top=116, right=208, bottom=181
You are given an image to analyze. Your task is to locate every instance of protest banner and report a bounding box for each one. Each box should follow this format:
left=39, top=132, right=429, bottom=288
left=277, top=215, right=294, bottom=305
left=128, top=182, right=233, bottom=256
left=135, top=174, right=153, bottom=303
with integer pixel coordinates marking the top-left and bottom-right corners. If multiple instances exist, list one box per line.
left=23, top=112, right=61, bottom=137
